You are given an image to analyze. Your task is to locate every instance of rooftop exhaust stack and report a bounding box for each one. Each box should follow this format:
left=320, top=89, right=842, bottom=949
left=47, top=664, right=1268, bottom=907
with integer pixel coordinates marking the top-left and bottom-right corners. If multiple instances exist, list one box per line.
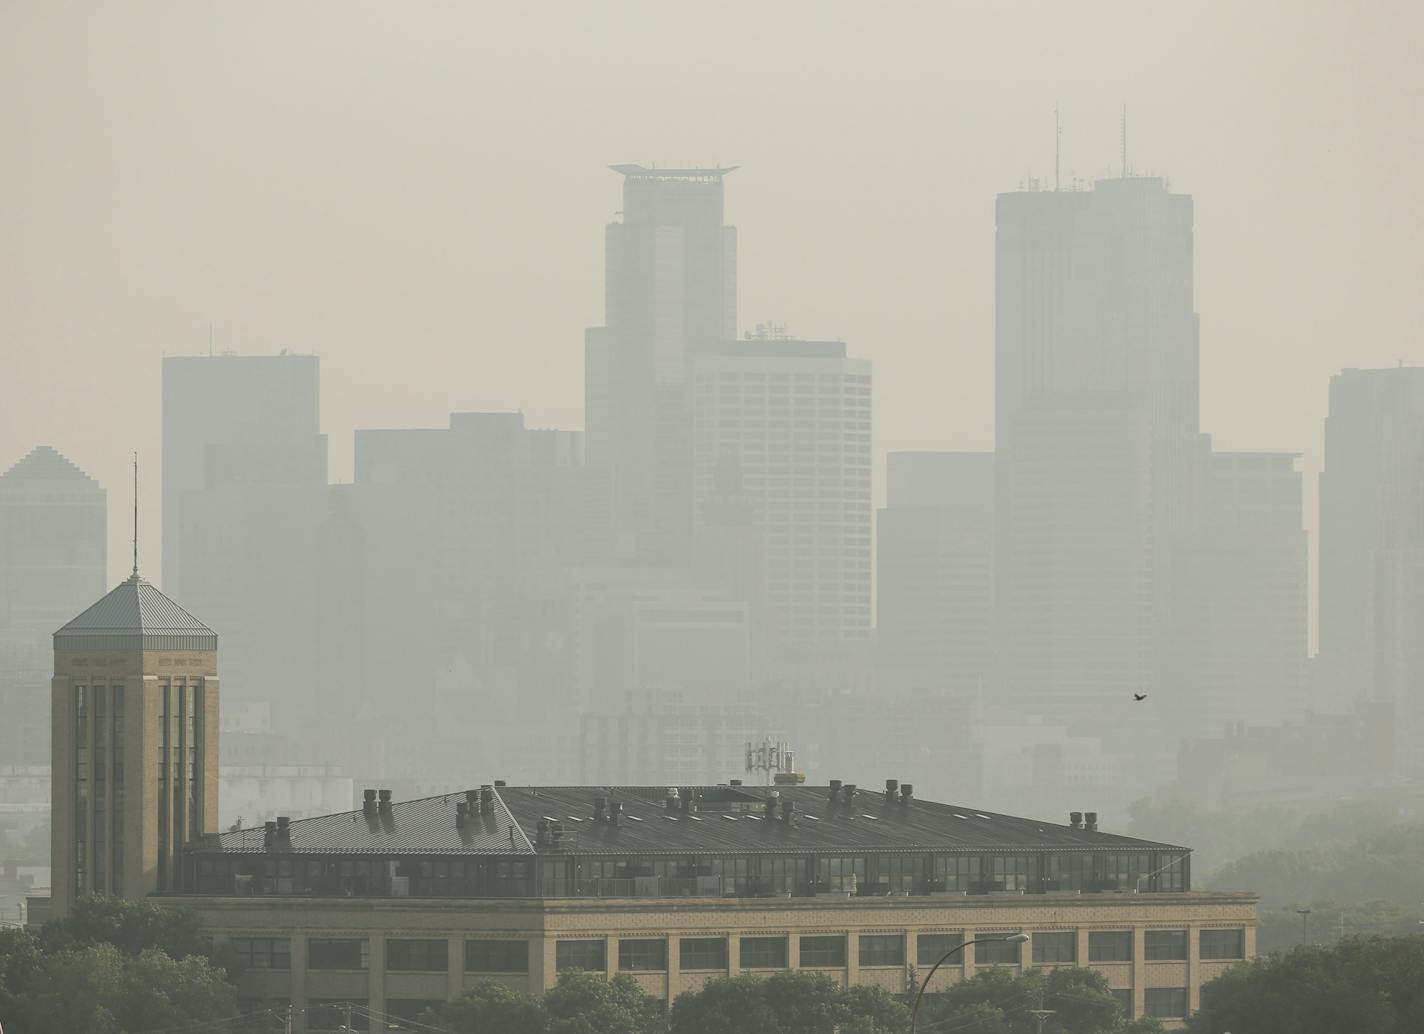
left=1085, top=811, right=1098, bottom=832
left=536, top=819, right=549, bottom=846
left=665, top=788, right=680, bottom=814
left=610, top=801, right=623, bottom=825
left=781, top=799, right=794, bottom=823
left=276, top=816, right=291, bottom=844
left=480, top=786, right=494, bottom=815
left=884, top=779, right=898, bottom=805
left=263, top=820, right=278, bottom=848
left=900, top=784, right=913, bottom=806
left=829, top=779, right=842, bottom=803
left=593, top=796, right=607, bottom=823
left=843, top=783, right=857, bottom=805
left=764, top=791, right=780, bottom=819
left=378, top=789, right=393, bottom=815
left=362, top=789, right=377, bottom=817
left=1069, top=811, right=1084, bottom=829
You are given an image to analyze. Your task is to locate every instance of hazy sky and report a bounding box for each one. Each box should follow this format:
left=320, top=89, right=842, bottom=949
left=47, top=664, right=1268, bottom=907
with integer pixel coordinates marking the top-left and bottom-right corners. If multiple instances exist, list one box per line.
left=3, top=1, right=1422, bottom=612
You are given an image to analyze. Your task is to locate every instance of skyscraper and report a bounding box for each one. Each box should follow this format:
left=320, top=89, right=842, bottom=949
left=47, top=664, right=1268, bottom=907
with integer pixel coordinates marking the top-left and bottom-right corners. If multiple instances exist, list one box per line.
left=876, top=452, right=993, bottom=696
left=1198, top=452, right=1307, bottom=733
left=1319, top=367, right=1424, bottom=772
left=161, top=354, right=328, bottom=721
left=691, top=337, right=872, bottom=651
left=50, top=571, right=219, bottom=916
left=586, top=165, right=738, bottom=563
left=0, top=446, right=106, bottom=764
left=994, top=176, right=1202, bottom=734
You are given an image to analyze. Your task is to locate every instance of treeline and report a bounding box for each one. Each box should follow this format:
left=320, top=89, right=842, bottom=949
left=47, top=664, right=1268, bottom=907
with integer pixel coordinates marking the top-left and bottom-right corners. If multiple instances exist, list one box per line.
left=425, top=966, right=1163, bottom=1034
left=1188, top=934, right=1424, bottom=1034
left=0, top=897, right=262, bottom=1034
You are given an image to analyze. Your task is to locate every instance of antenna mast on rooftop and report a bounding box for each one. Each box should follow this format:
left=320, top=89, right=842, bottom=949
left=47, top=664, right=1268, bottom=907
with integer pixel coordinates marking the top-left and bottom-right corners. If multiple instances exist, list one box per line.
left=131, top=452, right=139, bottom=577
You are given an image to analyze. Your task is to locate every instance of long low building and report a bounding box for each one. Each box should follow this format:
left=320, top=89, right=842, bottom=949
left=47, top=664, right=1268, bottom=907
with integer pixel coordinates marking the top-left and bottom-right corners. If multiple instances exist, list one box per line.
left=170, top=781, right=1254, bottom=1031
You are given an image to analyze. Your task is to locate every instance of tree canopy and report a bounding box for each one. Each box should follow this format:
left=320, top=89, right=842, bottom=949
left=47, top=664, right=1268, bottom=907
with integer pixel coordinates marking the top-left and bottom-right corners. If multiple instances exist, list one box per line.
left=669, top=971, right=908, bottom=1034
left=1190, top=934, right=1424, bottom=1034
left=915, top=966, right=1163, bottom=1034
left=429, top=971, right=664, bottom=1034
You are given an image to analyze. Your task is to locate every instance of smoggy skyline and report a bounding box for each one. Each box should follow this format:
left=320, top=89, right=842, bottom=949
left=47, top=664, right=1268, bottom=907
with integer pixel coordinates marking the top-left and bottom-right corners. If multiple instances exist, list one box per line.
left=3, top=1, right=1422, bottom=605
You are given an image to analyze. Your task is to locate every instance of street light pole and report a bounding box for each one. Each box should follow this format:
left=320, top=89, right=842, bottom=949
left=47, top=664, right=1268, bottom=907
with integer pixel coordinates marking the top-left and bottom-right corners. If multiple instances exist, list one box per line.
left=910, top=932, right=1031, bottom=1033
left=1297, top=907, right=1312, bottom=946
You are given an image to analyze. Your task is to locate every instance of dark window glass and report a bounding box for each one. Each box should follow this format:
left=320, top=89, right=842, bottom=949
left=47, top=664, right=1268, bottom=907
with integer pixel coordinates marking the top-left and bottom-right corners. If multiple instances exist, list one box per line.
left=386, top=938, right=448, bottom=972
left=1089, top=931, right=1134, bottom=962
left=799, top=935, right=847, bottom=968
left=1200, top=928, right=1245, bottom=960
left=1145, top=930, right=1188, bottom=961
left=680, top=937, right=728, bottom=971
left=1032, top=932, right=1076, bottom=963
left=556, top=939, right=605, bottom=972
left=618, top=938, right=667, bottom=971
left=740, top=936, right=788, bottom=969
left=917, top=933, right=966, bottom=965
left=228, top=937, right=290, bottom=969
left=1144, top=987, right=1187, bottom=1018
left=858, top=934, right=904, bottom=967
left=465, top=940, right=529, bottom=973
left=308, top=939, right=368, bottom=970
left=975, top=936, right=1021, bottom=965
left=1110, top=988, right=1132, bottom=1016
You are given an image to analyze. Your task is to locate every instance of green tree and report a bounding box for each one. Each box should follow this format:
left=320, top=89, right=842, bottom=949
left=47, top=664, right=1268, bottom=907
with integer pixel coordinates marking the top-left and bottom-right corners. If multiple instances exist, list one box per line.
left=1189, top=934, right=1424, bottom=1034
left=670, top=970, right=908, bottom=1034
left=39, top=895, right=207, bottom=960
left=918, top=967, right=1158, bottom=1034
left=544, top=971, right=664, bottom=1034
left=431, top=979, right=549, bottom=1034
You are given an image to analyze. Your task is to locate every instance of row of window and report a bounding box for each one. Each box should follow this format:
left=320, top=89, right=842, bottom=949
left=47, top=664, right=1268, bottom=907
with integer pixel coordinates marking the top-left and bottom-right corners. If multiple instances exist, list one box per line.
left=232, top=928, right=1244, bottom=973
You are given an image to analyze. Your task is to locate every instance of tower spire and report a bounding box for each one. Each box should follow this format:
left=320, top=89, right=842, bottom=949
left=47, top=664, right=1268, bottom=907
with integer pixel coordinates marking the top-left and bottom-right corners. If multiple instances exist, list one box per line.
left=132, top=451, right=139, bottom=578
left=1054, top=102, right=1061, bottom=192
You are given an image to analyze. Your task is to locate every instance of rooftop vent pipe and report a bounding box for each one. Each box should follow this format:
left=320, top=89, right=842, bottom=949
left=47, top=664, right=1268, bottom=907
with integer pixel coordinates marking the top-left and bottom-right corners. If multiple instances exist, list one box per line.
left=593, top=796, right=607, bottom=823
left=829, top=779, right=842, bottom=803
left=480, top=786, right=494, bottom=815
left=362, top=789, right=377, bottom=817
left=900, top=784, right=914, bottom=806
left=1084, top=811, right=1098, bottom=832
left=781, top=800, right=794, bottom=823
left=378, top=789, right=393, bottom=815
left=843, top=783, right=857, bottom=804
left=764, top=791, right=780, bottom=819
left=609, top=801, right=622, bottom=825
left=884, top=779, right=899, bottom=805
left=1069, top=811, right=1083, bottom=829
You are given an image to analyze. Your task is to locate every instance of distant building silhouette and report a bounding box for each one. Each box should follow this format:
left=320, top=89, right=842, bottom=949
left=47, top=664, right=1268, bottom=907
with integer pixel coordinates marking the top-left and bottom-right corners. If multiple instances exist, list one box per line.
left=587, top=165, right=738, bottom=564
left=0, top=446, right=106, bottom=765
left=161, top=354, right=328, bottom=725
left=692, top=337, right=872, bottom=654
left=994, top=176, right=1203, bottom=744
left=876, top=451, right=992, bottom=697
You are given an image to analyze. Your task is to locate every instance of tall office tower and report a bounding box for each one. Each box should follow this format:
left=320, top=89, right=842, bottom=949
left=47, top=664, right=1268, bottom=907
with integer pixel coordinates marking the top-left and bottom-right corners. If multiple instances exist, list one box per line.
left=691, top=338, right=872, bottom=653
left=50, top=571, right=218, bottom=917
left=1197, top=452, right=1307, bottom=733
left=994, top=176, right=1202, bottom=732
left=1319, top=367, right=1424, bottom=773
left=876, top=452, right=993, bottom=695
left=1319, top=368, right=1424, bottom=687
left=350, top=413, right=590, bottom=762
left=0, top=447, right=106, bottom=764
left=996, top=394, right=1154, bottom=729
left=161, top=354, right=328, bottom=721
left=586, top=165, right=738, bottom=563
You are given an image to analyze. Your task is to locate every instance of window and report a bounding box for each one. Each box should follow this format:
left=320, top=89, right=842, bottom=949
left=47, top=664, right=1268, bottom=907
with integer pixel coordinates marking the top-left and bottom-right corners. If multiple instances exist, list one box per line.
left=680, top=937, right=727, bottom=971
left=227, top=937, right=290, bottom=970
left=740, top=936, right=788, bottom=969
left=1110, top=988, right=1132, bottom=1016
left=975, top=936, right=1022, bottom=965
left=618, top=939, right=667, bottom=972
left=1145, top=930, right=1188, bottom=961
left=1089, top=931, right=1134, bottom=962
left=1032, top=932, right=1076, bottom=964
left=466, top=940, right=529, bottom=973
left=308, top=939, right=368, bottom=970
left=799, top=935, right=846, bottom=968
left=386, top=939, right=448, bottom=972
left=1144, top=987, right=1187, bottom=1018
left=859, top=934, right=905, bottom=967
left=917, top=933, right=965, bottom=965
left=1200, top=928, right=1245, bottom=960
left=556, top=940, right=605, bottom=972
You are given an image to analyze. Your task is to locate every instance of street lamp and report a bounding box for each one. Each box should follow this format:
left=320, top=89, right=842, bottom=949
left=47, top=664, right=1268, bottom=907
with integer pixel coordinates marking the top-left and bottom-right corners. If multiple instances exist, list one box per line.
left=910, top=932, right=1031, bottom=1032
left=1297, top=907, right=1312, bottom=945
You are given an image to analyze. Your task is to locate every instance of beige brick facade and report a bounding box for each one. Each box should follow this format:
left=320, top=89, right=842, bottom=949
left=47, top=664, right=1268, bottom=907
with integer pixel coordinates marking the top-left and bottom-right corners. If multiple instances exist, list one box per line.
left=181, top=890, right=1255, bottom=1032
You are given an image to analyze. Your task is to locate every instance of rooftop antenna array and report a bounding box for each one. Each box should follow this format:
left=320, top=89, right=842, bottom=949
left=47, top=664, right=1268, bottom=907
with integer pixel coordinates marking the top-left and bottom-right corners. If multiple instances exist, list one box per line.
left=1120, top=103, right=1128, bottom=178
left=131, top=452, right=139, bottom=577
left=1054, top=102, right=1061, bottom=192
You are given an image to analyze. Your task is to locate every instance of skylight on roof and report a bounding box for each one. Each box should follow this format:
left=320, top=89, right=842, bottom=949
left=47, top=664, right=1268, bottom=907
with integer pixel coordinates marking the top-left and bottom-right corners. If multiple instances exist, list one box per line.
left=953, top=813, right=969, bottom=819
left=975, top=813, right=991, bottom=820
left=625, top=815, right=643, bottom=822
left=721, top=815, right=737, bottom=821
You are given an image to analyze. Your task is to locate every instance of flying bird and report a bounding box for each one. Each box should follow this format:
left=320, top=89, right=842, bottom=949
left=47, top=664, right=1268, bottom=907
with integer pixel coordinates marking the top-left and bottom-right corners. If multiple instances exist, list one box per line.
left=1133, top=693, right=1147, bottom=702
